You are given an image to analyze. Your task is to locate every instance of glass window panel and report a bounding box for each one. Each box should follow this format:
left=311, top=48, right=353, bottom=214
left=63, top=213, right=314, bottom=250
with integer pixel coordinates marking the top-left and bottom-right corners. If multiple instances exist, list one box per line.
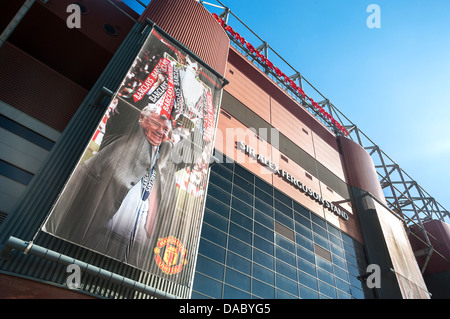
left=299, top=285, right=319, bottom=299
left=222, top=160, right=234, bottom=172
left=335, top=277, right=351, bottom=294
left=330, top=242, right=344, bottom=257
left=349, top=275, right=364, bottom=291
left=274, top=189, right=292, bottom=207
left=294, top=202, right=310, bottom=218
left=311, top=213, right=327, bottom=229
left=207, top=182, right=231, bottom=205
left=276, top=260, right=297, bottom=281
left=275, top=246, right=296, bottom=267
left=317, top=268, right=335, bottom=286
left=316, top=255, right=333, bottom=273
left=201, top=223, right=227, bottom=247
left=234, top=164, right=254, bottom=183
left=276, top=274, right=298, bottom=297
left=225, top=268, right=251, bottom=292
left=298, top=271, right=318, bottom=291
left=275, top=233, right=295, bottom=253
left=294, top=213, right=311, bottom=229
left=233, top=174, right=253, bottom=193
left=274, top=199, right=292, bottom=217
left=254, top=210, right=273, bottom=229
left=327, top=224, right=341, bottom=238
left=347, top=263, right=360, bottom=277
left=230, top=209, right=252, bottom=230
left=345, top=252, right=358, bottom=267
left=275, top=221, right=295, bottom=242
left=333, top=265, right=349, bottom=282
left=276, top=289, right=297, bottom=299
left=312, top=223, right=328, bottom=239
left=211, top=163, right=233, bottom=180
left=190, top=291, right=210, bottom=299
left=198, top=238, right=226, bottom=263
left=192, top=273, right=223, bottom=299
left=226, top=251, right=251, bottom=275
left=296, top=234, right=314, bottom=251
left=297, top=258, right=316, bottom=277
left=228, top=237, right=251, bottom=259
left=253, top=263, right=275, bottom=285
left=252, top=279, right=275, bottom=299
left=209, top=171, right=232, bottom=193
left=318, top=281, right=336, bottom=299
left=231, top=197, right=253, bottom=218
left=254, top=205, right=274, bottom=221
left=253, top=249, right=274, bottom=270
left=314, top=243, right=332, bottom=263
left=341, top=232, right=354, bottom=246
left=329, top=233, right=342, bottom=247
left=351, top=286, right=365, bottom=299
left=313, top=233, right=330, bottom=250
left=275, top=211, right=294, bottom=229
left=254, top=222, right=274, bottom=242
left=255, top=176, right=273, bottom=195
left=229, top=222, right=252, bottom=244
left=343, top=241, right=356, bottom=256
left=297, top=245, right=315, bottom=264
left=332, top=255, right=347, bottom=270
left=232, top=185, right=253, bottom=205
left=337, top=290, right=352, bottom=299
left=223, top=284, right=250, bottom=299
left=205, top=196, right=230, bottom=218
left=255, top=187, right=273, bottom=206
left=295, top=223, right=312, bottom=240
left=254, top=235, right=274, bottom=255
left=195, top=255, right=224, bottom=281
left=203, top=209, right=228, bottom=232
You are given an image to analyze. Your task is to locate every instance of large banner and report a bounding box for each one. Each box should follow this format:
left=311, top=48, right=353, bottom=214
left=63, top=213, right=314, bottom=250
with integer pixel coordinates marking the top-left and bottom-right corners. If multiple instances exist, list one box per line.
left=43, top=29, right=224, bottom=286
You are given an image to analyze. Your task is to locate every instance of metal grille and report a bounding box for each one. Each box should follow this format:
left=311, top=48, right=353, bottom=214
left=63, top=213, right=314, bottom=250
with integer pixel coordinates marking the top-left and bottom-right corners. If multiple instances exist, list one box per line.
left=274, top=221, right=295, bottom=242
left=314, top=243, right=332, bottom=263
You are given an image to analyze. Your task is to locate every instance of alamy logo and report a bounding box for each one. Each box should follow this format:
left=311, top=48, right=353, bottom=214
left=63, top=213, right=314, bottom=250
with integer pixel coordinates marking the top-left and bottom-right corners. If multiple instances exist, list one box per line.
left=359, top=264, right=381, bottom=289
left=66, top=264, right=81, bottom=289
left=366, top=4, right=381, bottom=29
left=66, top=4, right=81, bottom=29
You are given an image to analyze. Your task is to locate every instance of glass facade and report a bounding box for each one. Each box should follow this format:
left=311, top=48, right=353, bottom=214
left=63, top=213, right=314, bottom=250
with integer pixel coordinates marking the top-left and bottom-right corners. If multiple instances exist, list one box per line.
left=191, top=154, right=376, bottom=299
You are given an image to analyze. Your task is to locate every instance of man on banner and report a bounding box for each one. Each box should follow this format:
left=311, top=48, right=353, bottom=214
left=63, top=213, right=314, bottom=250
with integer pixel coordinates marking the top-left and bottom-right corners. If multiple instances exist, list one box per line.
left=43, top=40, right=219, bottom=276
left=43, top=97, right=178, bottom=263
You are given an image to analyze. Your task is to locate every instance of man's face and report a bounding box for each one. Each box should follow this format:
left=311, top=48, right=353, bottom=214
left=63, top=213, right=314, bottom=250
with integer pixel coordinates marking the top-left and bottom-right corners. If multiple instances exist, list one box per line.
left=140, top=112, right=170, bottom=146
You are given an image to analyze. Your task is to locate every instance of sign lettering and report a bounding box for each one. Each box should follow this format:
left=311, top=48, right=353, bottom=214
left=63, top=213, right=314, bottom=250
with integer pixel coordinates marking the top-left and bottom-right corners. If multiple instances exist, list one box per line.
left=238, top=141, right=349, bottom=221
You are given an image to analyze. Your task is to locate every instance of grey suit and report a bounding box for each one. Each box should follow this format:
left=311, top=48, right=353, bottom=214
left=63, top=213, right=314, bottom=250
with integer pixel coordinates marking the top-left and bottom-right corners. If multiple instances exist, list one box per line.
left=43, top=113, right=176, bottom=266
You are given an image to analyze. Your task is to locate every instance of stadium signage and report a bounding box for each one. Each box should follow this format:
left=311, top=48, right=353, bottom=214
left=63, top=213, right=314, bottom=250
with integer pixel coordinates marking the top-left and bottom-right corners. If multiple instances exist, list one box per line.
left=213, top=13, right=349, bottom=137
left=238, top=141, right=349, bottom=221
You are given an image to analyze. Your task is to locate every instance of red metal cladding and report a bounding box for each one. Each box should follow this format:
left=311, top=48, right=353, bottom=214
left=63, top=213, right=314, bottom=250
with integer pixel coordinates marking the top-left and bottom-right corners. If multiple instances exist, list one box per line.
left=338, top=135, right=386, bottom=203
left=0, top=43, right=88, bottom=132
left=139, top=0, right=229, bottom=77
left=409, top=219, right=450, bottom=275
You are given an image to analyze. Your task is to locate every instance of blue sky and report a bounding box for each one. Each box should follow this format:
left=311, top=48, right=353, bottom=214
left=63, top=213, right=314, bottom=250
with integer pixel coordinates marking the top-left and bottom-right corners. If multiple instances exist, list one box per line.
left=124, top=0, right=450, bottom=219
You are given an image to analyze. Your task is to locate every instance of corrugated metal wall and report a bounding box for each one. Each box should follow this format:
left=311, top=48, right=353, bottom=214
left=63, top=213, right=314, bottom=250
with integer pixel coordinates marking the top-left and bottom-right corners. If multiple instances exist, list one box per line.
left=0, top=43, right=88, bottom=132
left=140, top=0, right=229, bottom=77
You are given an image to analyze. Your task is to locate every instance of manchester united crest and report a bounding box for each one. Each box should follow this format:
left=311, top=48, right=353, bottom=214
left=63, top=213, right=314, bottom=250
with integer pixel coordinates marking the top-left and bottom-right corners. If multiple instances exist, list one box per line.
left=154, top=236, right=188, bottom=274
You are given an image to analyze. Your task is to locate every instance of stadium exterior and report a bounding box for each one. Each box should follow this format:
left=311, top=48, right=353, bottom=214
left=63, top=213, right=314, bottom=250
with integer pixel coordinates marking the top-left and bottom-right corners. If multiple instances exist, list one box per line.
left=0, top=0, right=449, bottom=300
